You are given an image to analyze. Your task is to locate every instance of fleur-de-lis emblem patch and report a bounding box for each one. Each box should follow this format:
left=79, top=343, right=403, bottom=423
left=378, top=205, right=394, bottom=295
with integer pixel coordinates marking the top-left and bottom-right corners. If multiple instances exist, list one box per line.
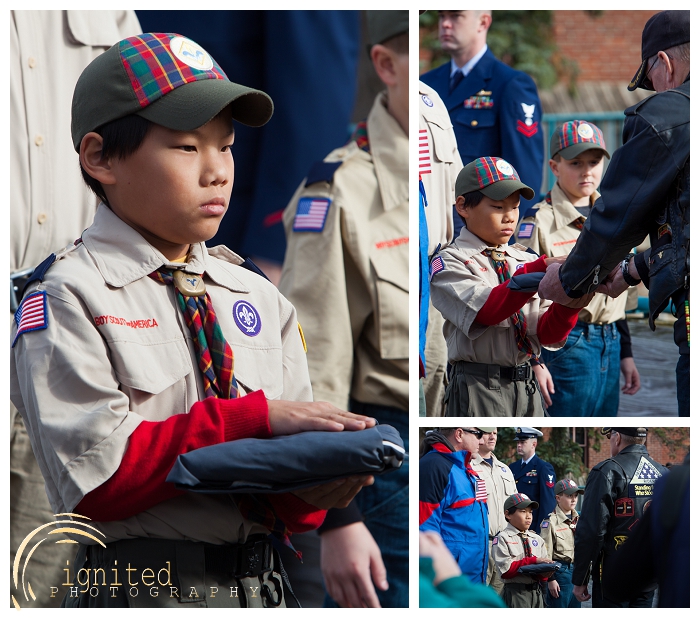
left=233, top=300, right=261, bottom=337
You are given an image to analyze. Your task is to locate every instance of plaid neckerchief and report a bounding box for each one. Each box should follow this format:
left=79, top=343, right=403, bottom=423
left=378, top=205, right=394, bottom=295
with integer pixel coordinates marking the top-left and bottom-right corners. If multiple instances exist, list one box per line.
left=149, top=267, right=300, bottom=553
left=149, top=268, right=238, bottom=399
left=482, top=250, right=537, bottom=360
left=518, top=532, right=533, bottom=557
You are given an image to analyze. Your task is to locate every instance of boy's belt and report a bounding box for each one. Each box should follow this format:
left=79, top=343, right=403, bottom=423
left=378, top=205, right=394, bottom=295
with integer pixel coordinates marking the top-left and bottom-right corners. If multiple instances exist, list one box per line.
left=504, top=582, right=540, bottom=591
left=453, top=360, right=532, bottom=382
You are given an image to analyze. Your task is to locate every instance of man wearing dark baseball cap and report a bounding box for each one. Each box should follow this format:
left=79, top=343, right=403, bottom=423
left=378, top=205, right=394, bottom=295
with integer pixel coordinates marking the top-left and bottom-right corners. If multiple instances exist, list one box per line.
left=573, top=427, right=667, bottom=606
left=538, top=11, right=690, bottom=417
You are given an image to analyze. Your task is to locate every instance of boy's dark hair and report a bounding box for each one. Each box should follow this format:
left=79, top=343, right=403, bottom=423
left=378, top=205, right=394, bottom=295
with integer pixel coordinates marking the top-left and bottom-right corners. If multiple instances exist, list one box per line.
left=457, top=189, right=484, bottom=225
left=80, top=114, right=153, bottom=205
left=382, top=32, right=409, bottom=54
left=506, top=506, right=518, bottom=516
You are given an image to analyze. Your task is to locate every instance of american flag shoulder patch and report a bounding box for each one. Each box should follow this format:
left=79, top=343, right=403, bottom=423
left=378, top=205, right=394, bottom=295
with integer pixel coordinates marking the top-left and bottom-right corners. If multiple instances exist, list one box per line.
left=12, top=291, right=48, bottom=348
left=518, top=222, right=534, bottom=239
left=429, top=256, right=445, bottom=281
left=475, top=478, right=488, bottom=502
left=293, top=197, right=331, bottom=232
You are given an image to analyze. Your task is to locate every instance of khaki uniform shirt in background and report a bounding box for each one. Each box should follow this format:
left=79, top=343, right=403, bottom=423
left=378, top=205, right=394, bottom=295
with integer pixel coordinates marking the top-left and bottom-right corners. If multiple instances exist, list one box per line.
left=10, top=10, right=141, bottom=273
left=279, top=92, right=409, bottom=412
left=430, top=227, right=564, bottom=366
left=471, top=452, right=518, bottom=537
left=418, top=80, right=460, bottom=253
left=539, top=505, right=578, bottom=563
left=516, top=183, right=627, bottom=324
left=11, top=205, right=312, bottom=544
left=492, top=522, right=549, bottom=585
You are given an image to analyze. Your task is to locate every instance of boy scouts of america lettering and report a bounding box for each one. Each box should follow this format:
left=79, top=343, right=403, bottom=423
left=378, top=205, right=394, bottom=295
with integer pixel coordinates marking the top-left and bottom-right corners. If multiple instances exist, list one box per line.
left=463, top=90, right=493, bottom=109
left=94, top=315, right=159, bottom=329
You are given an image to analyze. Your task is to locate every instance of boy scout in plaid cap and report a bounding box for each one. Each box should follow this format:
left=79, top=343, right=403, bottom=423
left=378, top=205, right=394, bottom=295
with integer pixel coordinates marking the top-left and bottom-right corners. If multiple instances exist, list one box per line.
left=515, top=121, right=640, bottom=415
left=492, top=493, right=554, bottom=607
left=429, top=157, right=585, bottom=416
left=539, top=479, right=584, bottom=607
left=10, top=32, right=376, bottom=608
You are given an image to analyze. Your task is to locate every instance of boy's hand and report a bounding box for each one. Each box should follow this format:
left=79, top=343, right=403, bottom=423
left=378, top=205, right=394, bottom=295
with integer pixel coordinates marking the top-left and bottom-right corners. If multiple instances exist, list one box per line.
left=620, top=357, right=641, bottom=395
left=292, top=475, right=374, bottom=510
left=532, top=363, right=554, bottom=408
left=548, top=579, right=561, bottom=598
left=544, top=256, right=567, bottom=267
left=267, top=400, right=376, bottom=436
left=535, top=557, right=554, bottom=564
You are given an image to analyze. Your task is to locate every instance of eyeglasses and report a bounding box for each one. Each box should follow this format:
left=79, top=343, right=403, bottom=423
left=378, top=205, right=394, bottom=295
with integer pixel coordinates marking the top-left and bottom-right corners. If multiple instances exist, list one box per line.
left=642, top=56, right=660, bottom=89
left=460, top=428, right=484, bottom=439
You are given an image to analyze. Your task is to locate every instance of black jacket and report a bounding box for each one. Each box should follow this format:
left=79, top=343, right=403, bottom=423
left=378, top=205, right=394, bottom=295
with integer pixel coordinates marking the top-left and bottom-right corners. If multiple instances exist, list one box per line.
left=572, top=444, right=667, bottom=588
left=559, top=78, right=690, bottom=333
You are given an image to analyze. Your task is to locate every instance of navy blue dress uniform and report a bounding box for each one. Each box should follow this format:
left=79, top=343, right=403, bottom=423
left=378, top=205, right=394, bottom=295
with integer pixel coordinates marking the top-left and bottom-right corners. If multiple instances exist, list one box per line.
left=421, top=48, right=544, bottom=230
left=508, top=428, right=556, bottom=534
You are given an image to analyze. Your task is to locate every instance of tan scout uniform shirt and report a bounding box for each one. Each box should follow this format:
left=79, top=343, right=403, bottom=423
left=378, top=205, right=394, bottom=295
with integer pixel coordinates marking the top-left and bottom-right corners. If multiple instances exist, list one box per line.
left=492, top=523, right=549, bottom=584
left=471, top=453, right=518, bottom=537
left=10, top=205, right=312, bottom=544
left=11, top=11, right=141, bottom=273
left=418, top=81, right=460, bottom=253
left=516, top=183, right=627, bottom=324
left=539, top=505, right=578, bottom=563
left=430, top=227, right=564, bottom=366
left=279, top=92, right=408, bottom=411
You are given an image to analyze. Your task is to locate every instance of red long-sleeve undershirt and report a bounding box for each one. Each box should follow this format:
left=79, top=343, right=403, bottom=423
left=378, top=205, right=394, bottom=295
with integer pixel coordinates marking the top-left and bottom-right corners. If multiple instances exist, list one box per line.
left=475, top=255, right=580, bottom=345
left=502, top=555, right=539, bottom=579
left=75, top=390, right=325, bottom=533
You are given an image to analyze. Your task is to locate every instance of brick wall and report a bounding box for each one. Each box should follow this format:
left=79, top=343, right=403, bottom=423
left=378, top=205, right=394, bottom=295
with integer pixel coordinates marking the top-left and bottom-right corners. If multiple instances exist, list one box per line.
left=553, top=10, right=660, bottom=83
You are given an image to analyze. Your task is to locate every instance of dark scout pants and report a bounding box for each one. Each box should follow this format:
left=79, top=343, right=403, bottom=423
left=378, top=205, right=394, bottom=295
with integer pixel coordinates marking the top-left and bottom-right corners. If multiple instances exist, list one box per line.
left=502, top=581, right=543, bottom=608
left=61, top=536, right=290, bottom=608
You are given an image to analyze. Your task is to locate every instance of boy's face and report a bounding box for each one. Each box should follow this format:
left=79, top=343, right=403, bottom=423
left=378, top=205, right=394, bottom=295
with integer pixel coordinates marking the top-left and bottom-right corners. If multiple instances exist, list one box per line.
left=456, top=192, right=520, bottom=246
left=550, top=149, right=605, bottom=205
left=556, top=492, right=578, bottom=513
left=505, top=506, right=533, bottom=532
left=103, top=108, right=235, bottom=261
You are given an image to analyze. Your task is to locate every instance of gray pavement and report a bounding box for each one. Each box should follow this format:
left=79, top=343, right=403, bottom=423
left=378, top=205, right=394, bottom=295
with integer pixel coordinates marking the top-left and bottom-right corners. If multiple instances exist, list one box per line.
left=617, top=315, right=679, bottom=417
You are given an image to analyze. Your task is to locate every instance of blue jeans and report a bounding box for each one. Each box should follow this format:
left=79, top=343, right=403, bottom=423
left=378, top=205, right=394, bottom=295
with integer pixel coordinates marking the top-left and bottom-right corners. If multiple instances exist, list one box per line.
left=546, top=563, right=580, bottom=608
left=324, top=403, right=409, bottom=608
left=541, top=322, right=620, bottom=416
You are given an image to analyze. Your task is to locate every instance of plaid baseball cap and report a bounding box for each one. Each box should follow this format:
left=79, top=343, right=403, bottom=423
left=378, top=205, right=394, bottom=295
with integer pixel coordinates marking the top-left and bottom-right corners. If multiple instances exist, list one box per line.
left=628, top=10, right=690, bottom=91
left=71, top=33, right=274, bottom=151
left=456, top=157, right=534, bottom=201
left=550, top=120, right=610, bottom=160
left=555, top=479, right=584, bottom=496
left=504, top=493, right=539, bottom=511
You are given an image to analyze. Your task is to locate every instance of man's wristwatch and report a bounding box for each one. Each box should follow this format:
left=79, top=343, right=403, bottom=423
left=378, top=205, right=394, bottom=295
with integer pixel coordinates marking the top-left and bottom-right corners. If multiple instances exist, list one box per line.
left=620, top=254, right=641, bottom=286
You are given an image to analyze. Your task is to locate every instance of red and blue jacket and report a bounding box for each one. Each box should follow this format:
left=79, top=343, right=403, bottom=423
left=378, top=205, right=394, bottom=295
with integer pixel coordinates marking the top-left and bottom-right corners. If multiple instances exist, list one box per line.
left=419, top=443, right=489, bottom=584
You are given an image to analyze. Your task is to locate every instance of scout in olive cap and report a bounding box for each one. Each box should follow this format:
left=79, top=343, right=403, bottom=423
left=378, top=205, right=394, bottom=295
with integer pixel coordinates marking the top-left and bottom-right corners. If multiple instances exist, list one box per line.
left=554, top=479, right=584, bottom=496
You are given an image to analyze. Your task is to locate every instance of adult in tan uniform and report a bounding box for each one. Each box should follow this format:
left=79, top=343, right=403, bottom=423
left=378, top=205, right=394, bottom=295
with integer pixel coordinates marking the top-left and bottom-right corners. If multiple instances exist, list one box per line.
left=418, top=80, right=461, bottom=417
left=10, top=10, right=141, bottom=608
left=279, top=11, right=408, bottom=608
left=470, top=428, right=516, bottom=595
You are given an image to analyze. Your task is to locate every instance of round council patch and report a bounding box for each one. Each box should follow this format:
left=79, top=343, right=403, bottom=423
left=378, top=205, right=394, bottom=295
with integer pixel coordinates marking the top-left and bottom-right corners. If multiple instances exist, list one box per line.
left=233, top=300, right=261, bottom=337
left=532, top=539, right=538, bottom=547
left=170, top=36, right=214, bottom=71
left=577, top=123, right=594, bottom=139
left=495, top=159, right=514, bottom=176
left=421, top=94, right=434, bottom=107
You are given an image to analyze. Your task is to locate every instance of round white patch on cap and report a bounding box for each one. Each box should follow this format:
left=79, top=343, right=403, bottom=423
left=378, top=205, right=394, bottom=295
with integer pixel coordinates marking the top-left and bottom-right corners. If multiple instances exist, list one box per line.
left=577, top=123, right=594, bottom=139
left=170, top=36, right=214, bottom=71
left=495, top=159, right=514, bottom=176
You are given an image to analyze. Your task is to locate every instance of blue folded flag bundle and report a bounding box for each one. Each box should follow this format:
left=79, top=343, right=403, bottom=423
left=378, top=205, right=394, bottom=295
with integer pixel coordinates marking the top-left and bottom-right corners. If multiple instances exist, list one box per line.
left=167, top=424, right=405, bottom=494
left=518, top=561, right=562, bottom=575
left=507, top=271, right=546, bottom=293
